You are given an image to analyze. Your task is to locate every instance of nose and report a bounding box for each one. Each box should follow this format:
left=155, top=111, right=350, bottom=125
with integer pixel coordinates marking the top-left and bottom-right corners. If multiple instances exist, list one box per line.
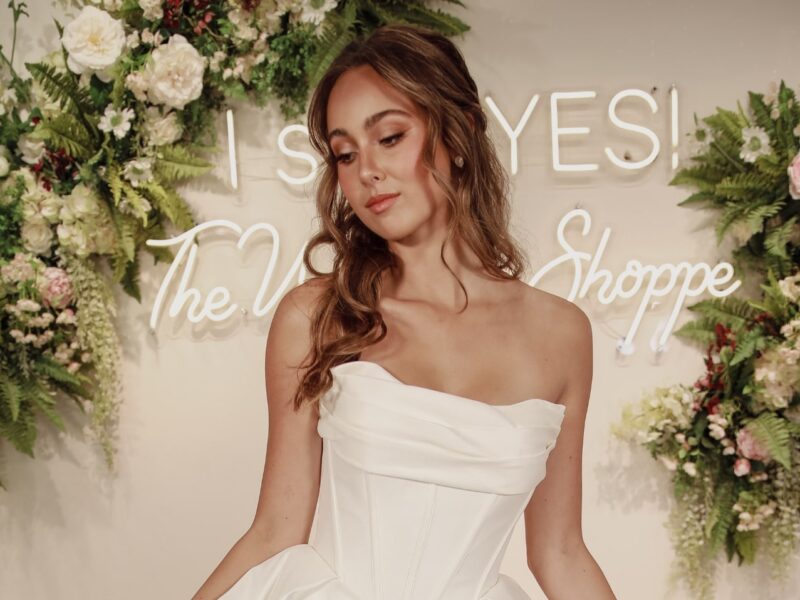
left=358, top=149, right=384, bottom=184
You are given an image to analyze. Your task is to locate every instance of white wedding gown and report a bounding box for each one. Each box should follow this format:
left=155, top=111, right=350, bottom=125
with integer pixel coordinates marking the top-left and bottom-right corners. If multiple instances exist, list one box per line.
left=220, top=360, right=566, bottom=599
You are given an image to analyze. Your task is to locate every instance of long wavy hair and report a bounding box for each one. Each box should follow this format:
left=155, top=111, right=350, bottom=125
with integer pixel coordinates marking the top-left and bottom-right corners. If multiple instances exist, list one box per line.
left=293, top=23, right=529, bottom=412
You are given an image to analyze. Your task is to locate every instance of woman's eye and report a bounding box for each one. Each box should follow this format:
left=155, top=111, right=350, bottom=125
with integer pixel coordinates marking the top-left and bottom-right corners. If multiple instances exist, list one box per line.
left=335, top=133, right=404, bottom=165
left=382, top=132, right=404, bottom=146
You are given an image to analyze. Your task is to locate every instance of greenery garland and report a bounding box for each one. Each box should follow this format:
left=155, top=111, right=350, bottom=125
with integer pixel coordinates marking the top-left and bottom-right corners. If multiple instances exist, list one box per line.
left=612, top=80, right=800, bottom=599
left=0, top=0, right=468, bottom=489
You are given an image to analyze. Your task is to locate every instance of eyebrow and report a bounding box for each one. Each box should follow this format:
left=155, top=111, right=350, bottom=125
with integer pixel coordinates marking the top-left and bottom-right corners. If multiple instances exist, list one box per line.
left=327, top=108, right=412, bottom=142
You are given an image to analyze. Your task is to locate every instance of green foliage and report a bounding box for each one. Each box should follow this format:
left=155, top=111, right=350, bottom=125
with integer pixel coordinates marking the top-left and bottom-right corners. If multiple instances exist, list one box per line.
left=153, top=144, right=213, bottom=183
left=306, top=0, right=358, bottom=91
left=685, top=295, right=762, bottom=329
left=746, top=411, right=792, bottom=470
left=25, top=62, right=96, bottom=130
left=31, top=112, right=98, bottom=160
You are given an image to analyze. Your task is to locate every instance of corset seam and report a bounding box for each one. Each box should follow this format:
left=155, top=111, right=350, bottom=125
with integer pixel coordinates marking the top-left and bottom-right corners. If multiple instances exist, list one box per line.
left=402, top=482, right=437, bottom=600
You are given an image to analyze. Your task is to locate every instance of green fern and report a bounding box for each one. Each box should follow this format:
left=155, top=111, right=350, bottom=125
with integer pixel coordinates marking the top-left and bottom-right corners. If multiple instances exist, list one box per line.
left=110, top=209, right=138, bottom=262
left=138, top=180, right=196, bottom=231
left=121, top=182, right=151, bottom=226
left=764, top=215, right=796, bottom=261
left=25, top=62, right=96, bottom=134
left=673, top=316, right=719, bottom=345
left=685, top=295, right=762, bottom=328
left=705, top=478, right=735, bottom=555
left=729, top=329, right=765, bottom=365
left=105, top=164, right=123, bottom=207
left=388, top=2, right=470, bottom=35
left=306, top=1, right=359, bottom=90
left=0, top=368, right=23, bottom=422
left=746, top=411, right=792, bottom=469
left=715, top=172, right=778, bottom=203
left=32, top=112, right=98, bottom=160
left=120, top=253, right=142, bottom=302
left=669, top=165, right=723, bottom=193
left=153, top=144, right=214, bottom=183
left=32, top=355, right=92, bottom=399
left=27, top=380, right=66, bottom=432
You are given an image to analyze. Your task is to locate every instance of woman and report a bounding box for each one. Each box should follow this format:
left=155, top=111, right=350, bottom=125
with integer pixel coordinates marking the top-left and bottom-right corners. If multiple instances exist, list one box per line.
left=194, top=23, right=616, bottom=600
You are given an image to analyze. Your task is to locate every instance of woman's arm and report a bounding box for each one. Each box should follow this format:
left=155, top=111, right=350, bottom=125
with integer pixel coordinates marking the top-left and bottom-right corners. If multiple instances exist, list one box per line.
left=191, top=278, right=328, bottom=600
left=523, top=301, right=616, bottom=599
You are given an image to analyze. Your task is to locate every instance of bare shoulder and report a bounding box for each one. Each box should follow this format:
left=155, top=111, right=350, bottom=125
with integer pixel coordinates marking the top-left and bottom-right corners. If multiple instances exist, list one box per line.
left=522, top=285, right=591, bottom=344
left=266, top=275, right=333, bottom=409
left=521, top=285, right=593, bottom=403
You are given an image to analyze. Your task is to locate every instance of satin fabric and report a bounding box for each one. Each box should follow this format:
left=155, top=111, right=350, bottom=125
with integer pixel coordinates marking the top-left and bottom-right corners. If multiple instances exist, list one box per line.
left=219, top=360, right=566, bottom=599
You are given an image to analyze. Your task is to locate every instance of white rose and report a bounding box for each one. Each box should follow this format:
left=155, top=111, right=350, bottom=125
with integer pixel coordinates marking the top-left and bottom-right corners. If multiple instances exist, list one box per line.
left=57, top=223, right=91, bottom=257
left=65, top=184, right=101, bottom=218
left=143, top=107, right=183, bottom=146
left=144, top=34, right=205, bottom=110
left=18, top=134, right=46, bottom=165
left=61, top=6, right=126, bottom=82
left=0, top=155, right=8, bottom=177
left=22, top=215, right=54, bottom=256
left=138, top=0, right=163, bottom=20
left=40, top=194, right=63, bottom=223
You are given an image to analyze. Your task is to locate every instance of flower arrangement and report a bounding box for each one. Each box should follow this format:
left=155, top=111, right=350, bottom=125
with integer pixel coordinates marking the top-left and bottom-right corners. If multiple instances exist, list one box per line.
left=0, top=0, right=468, bottom=488
left=612, top=81, right=800, bottom=600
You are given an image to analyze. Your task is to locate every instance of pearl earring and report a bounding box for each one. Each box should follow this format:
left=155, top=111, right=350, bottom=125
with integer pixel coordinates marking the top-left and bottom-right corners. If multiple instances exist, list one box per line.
left=454, top=155, right=464, bottom=168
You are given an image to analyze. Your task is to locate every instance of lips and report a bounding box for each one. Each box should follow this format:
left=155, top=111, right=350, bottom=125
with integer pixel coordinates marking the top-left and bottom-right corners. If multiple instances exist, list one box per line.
left=366, top=193, right=399, bottom=208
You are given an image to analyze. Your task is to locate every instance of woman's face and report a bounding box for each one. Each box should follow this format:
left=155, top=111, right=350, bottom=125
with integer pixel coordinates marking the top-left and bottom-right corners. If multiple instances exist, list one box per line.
left=326, top=64, right=453, bottom=240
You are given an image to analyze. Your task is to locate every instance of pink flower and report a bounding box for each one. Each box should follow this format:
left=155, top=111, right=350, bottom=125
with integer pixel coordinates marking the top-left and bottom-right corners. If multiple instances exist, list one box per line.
left=736, top=426, right=771, bottom=462
left=734, top=457, right=751, bottom=476
left=38, top=267, right=74, bottom=310
left=789, top=151, right=800, bottom=200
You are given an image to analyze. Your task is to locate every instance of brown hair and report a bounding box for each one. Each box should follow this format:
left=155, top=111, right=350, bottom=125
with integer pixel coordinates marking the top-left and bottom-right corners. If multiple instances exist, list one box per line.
left=294, top=23, right=529, bottom=412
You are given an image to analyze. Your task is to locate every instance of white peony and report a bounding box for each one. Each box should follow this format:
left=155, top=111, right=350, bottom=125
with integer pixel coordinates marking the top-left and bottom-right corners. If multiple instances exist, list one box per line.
left=143, top=107, right=183, bottom=146
left=61, top=6, right=126, bottom=82
left=21, top=215, right=54, bottom=256
left=138, top=0, right=163, bottom=21
left=64, top=184, right=102, bottom=219
left=144, top=34, right=205, bottom=110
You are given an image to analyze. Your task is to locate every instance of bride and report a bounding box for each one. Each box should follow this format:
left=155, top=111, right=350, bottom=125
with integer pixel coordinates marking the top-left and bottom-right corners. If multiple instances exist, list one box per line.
left=193, top=23, right=616, bottom=600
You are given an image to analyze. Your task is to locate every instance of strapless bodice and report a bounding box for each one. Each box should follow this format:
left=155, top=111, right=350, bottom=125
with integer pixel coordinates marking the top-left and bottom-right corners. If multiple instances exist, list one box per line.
left=219, top=360, right=566, bottom=599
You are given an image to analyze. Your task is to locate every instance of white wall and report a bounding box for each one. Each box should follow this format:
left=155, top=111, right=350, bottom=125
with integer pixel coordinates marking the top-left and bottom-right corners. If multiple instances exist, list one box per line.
left=1, top=0, right=798, bottom=598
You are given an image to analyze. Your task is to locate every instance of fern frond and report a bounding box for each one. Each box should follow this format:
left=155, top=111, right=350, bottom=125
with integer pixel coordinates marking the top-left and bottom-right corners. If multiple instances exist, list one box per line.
left=746, top=411, right=791, bottom=469
left=153, top=144, right=213, bottom=183
left=32, top=112, right=97, bottom=160
left=121, top=182, right=151, bottom=226
left=307, top=2, right=358, bottom=90
left=673, top=316, right=719, bottom=345
left=138, top=180, right=196, bottom=230
left=25, top=62, right=96, bottom=131
left=685, top=295, right=761, bottom=328
left=764, top=216, right=796, bottom=261
left=715, top=172, right=778, bottom=202
left=0, top=368, right=23, bottom=422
